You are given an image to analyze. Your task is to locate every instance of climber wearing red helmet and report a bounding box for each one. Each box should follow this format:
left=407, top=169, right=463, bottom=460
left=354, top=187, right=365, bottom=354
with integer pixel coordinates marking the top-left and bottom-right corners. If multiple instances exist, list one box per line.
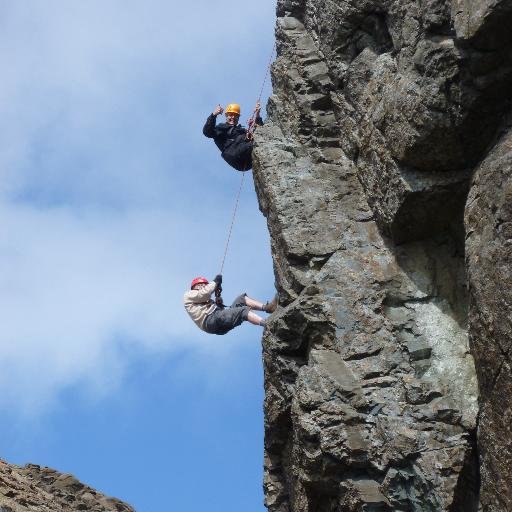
left=202, top=102, right=263, bottom=172
left=183, top=274, right=276, bottom=335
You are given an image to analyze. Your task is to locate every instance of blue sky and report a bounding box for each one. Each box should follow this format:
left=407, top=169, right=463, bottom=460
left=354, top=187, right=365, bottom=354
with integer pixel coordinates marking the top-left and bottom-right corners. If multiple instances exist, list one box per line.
left=0, top=2, right=276, bottom=510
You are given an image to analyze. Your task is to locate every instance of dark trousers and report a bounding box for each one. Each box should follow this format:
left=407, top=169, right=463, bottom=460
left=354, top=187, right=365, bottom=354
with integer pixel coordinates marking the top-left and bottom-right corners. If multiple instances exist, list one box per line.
left=203, top=294, right=250, bottom=335
left=222, top=137, right=253, bottom=171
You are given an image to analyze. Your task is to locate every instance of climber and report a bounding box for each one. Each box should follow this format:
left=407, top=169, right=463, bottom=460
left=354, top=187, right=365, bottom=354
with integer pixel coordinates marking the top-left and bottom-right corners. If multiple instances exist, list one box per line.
left=202, top=102, right=264, bottom=172
left=183, top=275, right=276, bottom=335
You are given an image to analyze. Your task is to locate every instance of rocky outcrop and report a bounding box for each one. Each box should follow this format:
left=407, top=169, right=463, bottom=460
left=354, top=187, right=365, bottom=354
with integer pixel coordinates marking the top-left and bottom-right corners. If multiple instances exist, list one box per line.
left=466, top=122, right=512, bottom=512
left=254, top=0, right=512, bottom=510
left=0, top=460, right=133, bottom=512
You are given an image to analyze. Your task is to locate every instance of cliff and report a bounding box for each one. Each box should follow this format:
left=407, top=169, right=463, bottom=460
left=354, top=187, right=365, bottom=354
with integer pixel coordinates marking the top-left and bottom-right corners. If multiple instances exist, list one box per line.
left=0, top=460, right=133, bottom=511
left=253, top=0, right=512, bottom=510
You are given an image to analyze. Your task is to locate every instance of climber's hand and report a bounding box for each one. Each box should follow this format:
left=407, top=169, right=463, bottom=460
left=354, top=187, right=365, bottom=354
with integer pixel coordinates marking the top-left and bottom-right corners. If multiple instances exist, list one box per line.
left=213, top=104, right=224, bottom=116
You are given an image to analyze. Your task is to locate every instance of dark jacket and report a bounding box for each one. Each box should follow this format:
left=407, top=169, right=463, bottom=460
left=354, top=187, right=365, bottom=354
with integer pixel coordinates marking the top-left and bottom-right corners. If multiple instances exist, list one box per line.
left=203, top=114, right=263, bottom=171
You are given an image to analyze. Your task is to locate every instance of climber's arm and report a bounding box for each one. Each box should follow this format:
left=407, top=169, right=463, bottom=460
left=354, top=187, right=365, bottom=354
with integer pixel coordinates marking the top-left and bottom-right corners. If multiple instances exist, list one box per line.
left=254, top=101, right=264, bottom=126
left=186, top=282, right=217, bottom=303
left=203, top=114, right=218, bottom=138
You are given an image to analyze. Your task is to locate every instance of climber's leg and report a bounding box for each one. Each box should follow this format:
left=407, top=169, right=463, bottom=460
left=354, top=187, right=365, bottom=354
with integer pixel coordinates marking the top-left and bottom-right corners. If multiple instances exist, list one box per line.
left=222, top=139, right=254, bottom=171
left=244, top=294, right=277, bottom=313
left=244, top=295, right=265, bottom=310
left=247, top=310, right=265, bottom=326
left=203, top=305, right=250, bottom=335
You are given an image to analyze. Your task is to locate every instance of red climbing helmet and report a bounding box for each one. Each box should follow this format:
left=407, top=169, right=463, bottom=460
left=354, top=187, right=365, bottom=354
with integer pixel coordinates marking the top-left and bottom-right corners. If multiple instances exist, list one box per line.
left=191, top=276, right=209, bottom=289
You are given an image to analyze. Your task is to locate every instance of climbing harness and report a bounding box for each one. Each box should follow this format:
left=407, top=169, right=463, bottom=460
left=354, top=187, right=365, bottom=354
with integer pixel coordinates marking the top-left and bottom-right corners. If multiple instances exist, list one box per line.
left=216, top=43, right=276, bottom=287
left=246, top=43, right=276, bottom=141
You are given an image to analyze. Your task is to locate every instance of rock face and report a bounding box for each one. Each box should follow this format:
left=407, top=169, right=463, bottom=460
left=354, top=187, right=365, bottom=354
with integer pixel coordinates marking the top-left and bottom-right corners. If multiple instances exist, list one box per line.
left=253, top=0, right=512, bottom=510
left=0, top=460, right=134, bottom=512
left=465, top=123, right=512, bottom=512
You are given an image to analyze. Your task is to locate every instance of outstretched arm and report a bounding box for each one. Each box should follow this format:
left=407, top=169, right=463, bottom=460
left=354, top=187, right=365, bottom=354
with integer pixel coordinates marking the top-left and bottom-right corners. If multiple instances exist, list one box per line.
left=255, top=101, right=264, bottom=126
left=203, top=104, right=223, bottom=138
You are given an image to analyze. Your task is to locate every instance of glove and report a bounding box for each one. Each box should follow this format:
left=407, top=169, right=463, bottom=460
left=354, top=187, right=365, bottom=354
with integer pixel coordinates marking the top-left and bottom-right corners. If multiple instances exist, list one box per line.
left=213, top=274, right=222, bottom=287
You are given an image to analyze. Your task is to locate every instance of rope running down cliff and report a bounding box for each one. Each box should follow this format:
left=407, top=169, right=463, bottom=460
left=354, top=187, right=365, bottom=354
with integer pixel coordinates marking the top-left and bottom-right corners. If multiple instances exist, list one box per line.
left=218, top=44, right=276, bottom=275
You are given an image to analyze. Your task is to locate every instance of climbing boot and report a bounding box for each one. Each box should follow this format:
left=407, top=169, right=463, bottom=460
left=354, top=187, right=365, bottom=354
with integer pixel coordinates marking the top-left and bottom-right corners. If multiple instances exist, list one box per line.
left=262, top=295, right=278, bottom=313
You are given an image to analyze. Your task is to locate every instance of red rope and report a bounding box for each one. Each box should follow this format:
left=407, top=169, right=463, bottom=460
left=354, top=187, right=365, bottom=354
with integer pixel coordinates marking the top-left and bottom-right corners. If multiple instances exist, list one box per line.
left=246, top=43, right=276, bottom=140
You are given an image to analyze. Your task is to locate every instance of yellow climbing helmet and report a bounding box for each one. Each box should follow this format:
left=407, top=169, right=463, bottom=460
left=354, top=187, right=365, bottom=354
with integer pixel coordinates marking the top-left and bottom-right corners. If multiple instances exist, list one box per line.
left=225, top=103, right=241, bottom=116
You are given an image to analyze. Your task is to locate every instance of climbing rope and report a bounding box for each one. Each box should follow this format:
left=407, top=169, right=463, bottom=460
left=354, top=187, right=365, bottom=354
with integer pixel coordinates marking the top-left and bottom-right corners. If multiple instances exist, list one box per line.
left=218, top=43, right=276, bottom=275
left=246, top=43, right=276, bottom=140
left=218, top=170, right=247, bottom=275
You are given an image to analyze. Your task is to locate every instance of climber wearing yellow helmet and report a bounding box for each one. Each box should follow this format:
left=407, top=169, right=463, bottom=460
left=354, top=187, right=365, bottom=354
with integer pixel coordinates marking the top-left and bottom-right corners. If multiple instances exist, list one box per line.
left=203, top=102, right=263, bottom=171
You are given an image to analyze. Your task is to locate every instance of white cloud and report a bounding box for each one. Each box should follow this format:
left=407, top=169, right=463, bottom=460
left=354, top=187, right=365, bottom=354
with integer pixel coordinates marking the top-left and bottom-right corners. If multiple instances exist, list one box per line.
left=0, top=1, right=276, bottom=414
left=0, top=205, right=185, bottom=410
